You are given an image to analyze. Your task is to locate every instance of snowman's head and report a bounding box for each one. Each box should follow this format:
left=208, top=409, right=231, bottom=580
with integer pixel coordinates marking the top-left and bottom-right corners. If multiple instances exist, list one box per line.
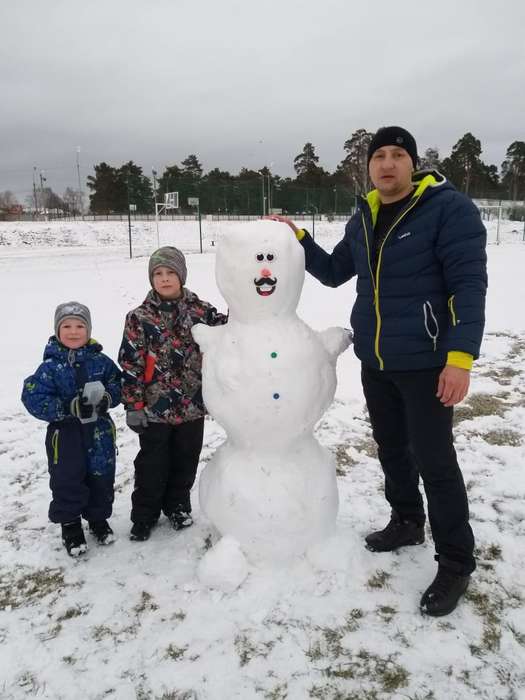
left=216, top=220, right=305, bottom=321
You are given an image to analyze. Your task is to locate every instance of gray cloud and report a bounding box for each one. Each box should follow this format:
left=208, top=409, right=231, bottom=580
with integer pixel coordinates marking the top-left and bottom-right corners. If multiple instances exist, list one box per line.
left=2, top=0, right=524, bottom=202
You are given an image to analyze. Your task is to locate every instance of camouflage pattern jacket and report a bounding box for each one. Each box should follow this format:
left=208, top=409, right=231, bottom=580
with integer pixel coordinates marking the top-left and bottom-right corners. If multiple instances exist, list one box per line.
left=119, top=288, right=227, bottom=425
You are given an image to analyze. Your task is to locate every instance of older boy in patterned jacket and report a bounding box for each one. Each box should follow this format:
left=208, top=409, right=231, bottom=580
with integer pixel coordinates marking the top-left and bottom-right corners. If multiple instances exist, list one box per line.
left=119, top=246, right=227, bottom=541
left=22, top=302, right=121, bottom=556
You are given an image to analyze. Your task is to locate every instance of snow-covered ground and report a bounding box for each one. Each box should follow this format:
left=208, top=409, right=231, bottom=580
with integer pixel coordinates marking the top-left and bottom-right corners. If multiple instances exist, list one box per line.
left=0, top=220, right=524, bottom=700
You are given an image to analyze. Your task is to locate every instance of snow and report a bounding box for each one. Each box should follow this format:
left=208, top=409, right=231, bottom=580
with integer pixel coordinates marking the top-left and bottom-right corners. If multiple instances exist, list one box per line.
left=1, top=219, right=525, bottom=699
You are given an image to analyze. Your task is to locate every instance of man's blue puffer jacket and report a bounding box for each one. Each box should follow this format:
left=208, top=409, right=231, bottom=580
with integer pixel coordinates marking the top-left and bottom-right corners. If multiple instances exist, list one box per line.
left=300, top=171, right=488, bottom=371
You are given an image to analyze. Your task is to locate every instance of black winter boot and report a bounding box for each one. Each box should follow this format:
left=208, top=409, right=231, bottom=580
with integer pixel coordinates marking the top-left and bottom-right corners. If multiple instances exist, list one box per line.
left=167, top=509, right=193, bottom=531
left=89, top=520, right=115, bottom=545
left=61, top=519, right=88, bottom=557
left=365, top=512, right=425, bottom=552
left=130, top=521, right=156, bottom=541
left=420, top=565, right=470, bottom=616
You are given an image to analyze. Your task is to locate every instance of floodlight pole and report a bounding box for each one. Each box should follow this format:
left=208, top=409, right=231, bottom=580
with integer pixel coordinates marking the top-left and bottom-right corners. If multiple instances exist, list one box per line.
left=32, top=167, right=38, bottom=215
left=152, top=168, right=160, bottom=247
left=76, top=147, right=83, bottom=216
left=258, top=170, right=265, bottom=216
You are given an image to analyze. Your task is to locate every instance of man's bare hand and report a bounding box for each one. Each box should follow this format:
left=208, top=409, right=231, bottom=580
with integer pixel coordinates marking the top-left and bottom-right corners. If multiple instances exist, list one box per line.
left=436, top=365, right=470, bottom=407
left=264, top=214, right=299, bottom=234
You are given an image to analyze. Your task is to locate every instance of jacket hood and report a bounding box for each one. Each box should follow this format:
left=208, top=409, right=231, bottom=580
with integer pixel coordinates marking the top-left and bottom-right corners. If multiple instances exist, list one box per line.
left=43, top=336, right=103, bottom=362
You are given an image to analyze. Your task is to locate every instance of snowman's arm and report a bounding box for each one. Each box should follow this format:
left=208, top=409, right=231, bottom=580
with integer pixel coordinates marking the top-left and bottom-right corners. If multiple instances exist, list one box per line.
left=192, top=323, right=221, bottom=353
left=319, top=326, right=353, bottom=360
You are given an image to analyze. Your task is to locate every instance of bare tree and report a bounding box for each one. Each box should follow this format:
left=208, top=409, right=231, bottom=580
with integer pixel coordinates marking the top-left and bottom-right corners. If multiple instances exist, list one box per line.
left=0, top=190, right=18, bottom=209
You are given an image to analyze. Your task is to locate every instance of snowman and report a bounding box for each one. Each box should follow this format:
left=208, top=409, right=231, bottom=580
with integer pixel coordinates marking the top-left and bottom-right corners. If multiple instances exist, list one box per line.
left=192, top=220, right=350, bottom=589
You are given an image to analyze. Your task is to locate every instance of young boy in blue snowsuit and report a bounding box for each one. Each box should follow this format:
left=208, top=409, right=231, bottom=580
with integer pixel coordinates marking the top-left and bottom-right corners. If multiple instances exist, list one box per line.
left=21, top=302, right=121, bottom=556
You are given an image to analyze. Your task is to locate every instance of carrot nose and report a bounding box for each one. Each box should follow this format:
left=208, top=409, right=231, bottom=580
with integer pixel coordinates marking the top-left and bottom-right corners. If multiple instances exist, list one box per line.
left=261, top=268, right=272, bottom=277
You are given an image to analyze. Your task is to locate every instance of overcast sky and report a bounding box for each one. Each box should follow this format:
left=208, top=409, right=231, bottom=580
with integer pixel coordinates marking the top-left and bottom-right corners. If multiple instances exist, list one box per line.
left=2, top=0, right=525, bottom=202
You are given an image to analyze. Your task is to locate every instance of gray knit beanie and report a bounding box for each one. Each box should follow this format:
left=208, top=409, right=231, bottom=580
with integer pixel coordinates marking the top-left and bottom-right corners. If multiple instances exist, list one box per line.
left=148, top=246, right=187, bottom=286
left=54, top=301, right=92, bottom=338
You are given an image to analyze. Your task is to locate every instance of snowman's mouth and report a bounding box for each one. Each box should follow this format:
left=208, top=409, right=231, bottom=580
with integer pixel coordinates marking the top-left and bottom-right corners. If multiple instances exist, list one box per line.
left=254, top=277, right=277, bottom=296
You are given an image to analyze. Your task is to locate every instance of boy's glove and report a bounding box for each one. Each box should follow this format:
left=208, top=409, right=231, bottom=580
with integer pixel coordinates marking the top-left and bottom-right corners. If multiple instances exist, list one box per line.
left=96, top=393, right=112, bottom=415
left=70, top=393, right=94, bottom=420
left=126, top=409, right=148, bottom=434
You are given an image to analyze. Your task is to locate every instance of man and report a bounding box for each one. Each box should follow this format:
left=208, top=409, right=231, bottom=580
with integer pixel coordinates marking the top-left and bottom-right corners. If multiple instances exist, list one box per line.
left=273, top=126, right=487, bottom=616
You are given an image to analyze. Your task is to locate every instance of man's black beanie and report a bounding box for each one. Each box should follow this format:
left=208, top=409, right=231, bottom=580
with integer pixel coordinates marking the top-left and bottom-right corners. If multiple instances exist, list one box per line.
left=367, top=126, right=418, bottom=168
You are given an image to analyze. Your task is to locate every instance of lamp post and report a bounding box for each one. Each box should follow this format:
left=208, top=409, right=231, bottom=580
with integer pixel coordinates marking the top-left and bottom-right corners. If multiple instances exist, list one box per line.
left=333, top=186, right=337, bottom=215
left=39, top=171, right=47, bottom=215
left=76, top=147, right=83, bottom=216
left=258, top=170, right=266, bottom=216
left=32, top=167, right=38, bottom=215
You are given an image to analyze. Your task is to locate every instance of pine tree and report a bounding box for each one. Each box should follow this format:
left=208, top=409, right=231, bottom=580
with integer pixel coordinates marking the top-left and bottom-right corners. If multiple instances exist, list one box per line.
left=501, top=141, right=525, bottom=200
left=117, top=161, right=154, bottom=214
left=337, top=128, right=373, bottom=194
left=87, top=162, right=119, bottom=213
left=441, top=133, right=483, bottom=195
left=293, top=142, right=319, bottom=177
left=181, top=154, right=203, bottom=180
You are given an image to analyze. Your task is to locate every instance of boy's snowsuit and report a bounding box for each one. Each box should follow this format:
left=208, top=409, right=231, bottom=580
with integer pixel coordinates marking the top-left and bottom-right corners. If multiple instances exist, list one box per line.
left=119, top=288, right=227, bottom=523
left=22, top=337, right=121, bottom=523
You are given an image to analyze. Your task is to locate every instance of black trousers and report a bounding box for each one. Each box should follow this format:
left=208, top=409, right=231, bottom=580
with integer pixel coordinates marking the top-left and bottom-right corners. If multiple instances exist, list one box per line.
left=131, top=418, right=204, bottom=524
left=45, top=420, right=114, bottom=524
left=361, top=364, right=475, bottom=575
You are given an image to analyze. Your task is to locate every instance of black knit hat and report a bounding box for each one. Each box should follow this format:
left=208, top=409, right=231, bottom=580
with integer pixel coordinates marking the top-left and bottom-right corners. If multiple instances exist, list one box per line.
left=148, top=246, right=187, bottom=286
left=367, top=126, right=418, bottom=168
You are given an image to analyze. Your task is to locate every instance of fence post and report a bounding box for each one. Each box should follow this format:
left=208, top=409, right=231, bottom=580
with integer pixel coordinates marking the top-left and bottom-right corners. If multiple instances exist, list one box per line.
left=198, top=203, right=203, bottom=254
left=496, top=200, right=501, bottom=246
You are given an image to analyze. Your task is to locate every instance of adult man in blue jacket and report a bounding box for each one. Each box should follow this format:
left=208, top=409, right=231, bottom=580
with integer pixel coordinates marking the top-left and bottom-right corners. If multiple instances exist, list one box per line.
left=273, top=126, right=487, bottom=616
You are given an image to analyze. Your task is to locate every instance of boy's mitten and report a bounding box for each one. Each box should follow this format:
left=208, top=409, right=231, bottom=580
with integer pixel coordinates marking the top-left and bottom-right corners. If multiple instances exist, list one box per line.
left=126, top=409, right=148, bottom=433
left=70, top=393, right=94, bottom=420
left=96, top=393, right=112, bottom=415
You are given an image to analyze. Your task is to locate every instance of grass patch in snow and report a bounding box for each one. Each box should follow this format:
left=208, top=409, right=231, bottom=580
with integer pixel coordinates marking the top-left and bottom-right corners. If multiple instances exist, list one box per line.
left=0, top=566, right=66, bottom=610
left=333, top=443, right=357, bottom=475
left=316, top=649, right=409, bottom=694
left=133, top=590, right=159, bottom=614
left=453, top=392, right=506, bottom=424
left=367, top=570, right=391, bottom=589
left=483, top=429, right=522, bottom=446
left=165, top=643, right=188, bottom=661
left=466, top=587, right=503, bottom=654
left=234, top=633, right=275, bottom=666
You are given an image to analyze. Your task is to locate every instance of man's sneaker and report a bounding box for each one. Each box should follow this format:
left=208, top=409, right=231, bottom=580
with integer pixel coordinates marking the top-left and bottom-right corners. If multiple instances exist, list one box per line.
left=61, top=519, right=88, bottom=557
left=420, top=566, right=470, bottom=616
left=167, top=510, right=193, bottom=531
left=129, top=521, right=156, bottom=541
left=365, top=513, right=424, bottom=552
left=89, top=520, right=115, bottom=545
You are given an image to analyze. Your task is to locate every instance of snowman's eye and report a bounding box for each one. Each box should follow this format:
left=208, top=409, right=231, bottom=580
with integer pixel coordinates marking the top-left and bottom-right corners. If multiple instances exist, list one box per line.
left=267, top=254, right=274, bottom=261
left=256, top=253, right=264, bottom=261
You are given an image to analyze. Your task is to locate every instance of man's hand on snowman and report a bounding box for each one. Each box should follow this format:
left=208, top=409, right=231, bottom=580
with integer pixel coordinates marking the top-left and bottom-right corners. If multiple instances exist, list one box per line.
left=263, top=215, right=299, bottom=235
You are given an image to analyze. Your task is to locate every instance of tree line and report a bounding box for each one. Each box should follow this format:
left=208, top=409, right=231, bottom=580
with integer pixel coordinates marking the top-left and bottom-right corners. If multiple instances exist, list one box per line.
left=85, top=131, right=525, bottom=215
left=2, top=130, right=524, bottom=217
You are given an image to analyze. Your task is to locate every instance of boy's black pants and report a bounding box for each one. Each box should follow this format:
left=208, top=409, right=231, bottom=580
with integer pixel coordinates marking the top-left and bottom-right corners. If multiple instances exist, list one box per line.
left=131, top=418, right=204, bottom=524
left=361, top=364, right=475, bottom=575
left=45, top=419, right=114, bottom=524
